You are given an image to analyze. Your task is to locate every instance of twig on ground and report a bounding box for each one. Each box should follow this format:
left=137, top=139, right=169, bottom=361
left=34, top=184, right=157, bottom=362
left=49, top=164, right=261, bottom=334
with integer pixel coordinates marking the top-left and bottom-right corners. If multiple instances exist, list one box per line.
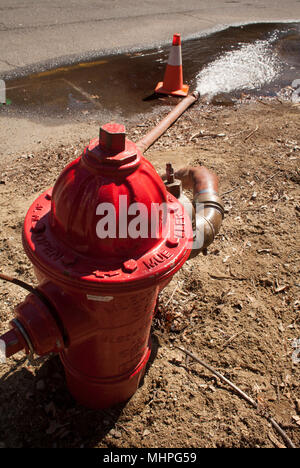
left=209, top=273, right=247, bottom=281
left=190, top=130, right=226, bottom=141
left=262, top=171, right=280, bottom=185
left=165, top=283, right=179, bottom=306
left=229, top=129, right=246, bottom=138
left=268, top=431, right=286, bottom=449
left=258, top=99, right=272, bottom=106
left=174, top=346, right=297, bottom=449
left=220, top=330, right=244, bottom=350
left=244, top=125, right=259, bottom=142
left=221, top=186, right=241, bottom=197
left=221, top=169, right=280, bottom=200
left=275, top=377, right=281, bottom=403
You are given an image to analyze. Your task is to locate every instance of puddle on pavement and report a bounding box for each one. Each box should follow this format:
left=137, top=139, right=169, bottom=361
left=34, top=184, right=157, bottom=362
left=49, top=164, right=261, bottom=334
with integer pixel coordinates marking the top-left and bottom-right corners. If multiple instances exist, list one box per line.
left=1, top=22, right=300, bottom=122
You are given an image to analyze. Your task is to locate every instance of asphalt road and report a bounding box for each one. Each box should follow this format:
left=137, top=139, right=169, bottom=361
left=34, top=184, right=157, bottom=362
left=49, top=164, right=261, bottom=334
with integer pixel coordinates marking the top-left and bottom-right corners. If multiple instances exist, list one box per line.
left=1, top=0, right=300, bottom=77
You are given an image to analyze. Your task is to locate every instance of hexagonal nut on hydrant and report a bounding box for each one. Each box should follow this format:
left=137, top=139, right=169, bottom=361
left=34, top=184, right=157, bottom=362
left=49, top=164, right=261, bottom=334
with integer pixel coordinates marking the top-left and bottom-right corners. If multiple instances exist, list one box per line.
left=123, top=259, right=138, bottom=273
left=99, top=123, right=126, bottom=153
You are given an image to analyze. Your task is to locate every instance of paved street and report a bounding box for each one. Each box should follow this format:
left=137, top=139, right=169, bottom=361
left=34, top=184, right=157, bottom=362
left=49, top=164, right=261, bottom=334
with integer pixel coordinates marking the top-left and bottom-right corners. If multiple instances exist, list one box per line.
left=1, top=0, right=300, bottom=77
left=0, top=1, right=300, bottom=159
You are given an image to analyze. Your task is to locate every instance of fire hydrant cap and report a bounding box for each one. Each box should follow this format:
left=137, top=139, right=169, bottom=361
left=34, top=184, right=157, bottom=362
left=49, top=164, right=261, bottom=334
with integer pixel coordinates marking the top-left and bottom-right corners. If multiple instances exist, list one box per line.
left=22, top=124, right=193, bottom=293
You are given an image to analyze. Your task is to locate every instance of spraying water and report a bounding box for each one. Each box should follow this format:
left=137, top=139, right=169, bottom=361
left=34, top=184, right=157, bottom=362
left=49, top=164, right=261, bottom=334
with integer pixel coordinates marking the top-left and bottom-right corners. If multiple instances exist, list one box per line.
left=5, top=23, right=300, bottom=118
left=196, top=37, right=282, bottom=99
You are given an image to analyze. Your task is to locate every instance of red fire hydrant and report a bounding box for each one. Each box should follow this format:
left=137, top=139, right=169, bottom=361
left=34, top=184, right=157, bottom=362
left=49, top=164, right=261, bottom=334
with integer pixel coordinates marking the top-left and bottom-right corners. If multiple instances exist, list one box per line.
left=0, top=123, right=193, bottom=408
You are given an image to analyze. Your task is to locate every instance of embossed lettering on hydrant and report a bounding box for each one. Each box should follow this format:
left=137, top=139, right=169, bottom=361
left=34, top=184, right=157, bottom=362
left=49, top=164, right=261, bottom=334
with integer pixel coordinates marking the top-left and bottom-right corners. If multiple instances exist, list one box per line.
left=143, top=249, right=173, bottom=270
left=35, top=234, right=64, bottom=261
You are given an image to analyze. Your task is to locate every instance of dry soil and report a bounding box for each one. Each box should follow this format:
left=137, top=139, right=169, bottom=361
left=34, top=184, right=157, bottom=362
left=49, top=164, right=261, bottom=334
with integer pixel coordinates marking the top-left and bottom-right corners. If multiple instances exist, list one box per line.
left=0, top=95, right=299, bottom=448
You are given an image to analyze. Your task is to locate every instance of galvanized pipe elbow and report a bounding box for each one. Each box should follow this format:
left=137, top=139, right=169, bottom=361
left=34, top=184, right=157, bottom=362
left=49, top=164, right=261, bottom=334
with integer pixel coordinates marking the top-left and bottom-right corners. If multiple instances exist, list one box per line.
left=189, top=192, right=224, bottom=258
left=173, top=166, right=224, bottom=258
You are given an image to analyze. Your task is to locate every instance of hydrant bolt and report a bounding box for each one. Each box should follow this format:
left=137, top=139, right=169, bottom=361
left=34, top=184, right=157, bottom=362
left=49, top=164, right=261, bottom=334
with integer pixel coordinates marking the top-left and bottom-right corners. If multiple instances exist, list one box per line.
left=123, top=259, right=138, bottom=273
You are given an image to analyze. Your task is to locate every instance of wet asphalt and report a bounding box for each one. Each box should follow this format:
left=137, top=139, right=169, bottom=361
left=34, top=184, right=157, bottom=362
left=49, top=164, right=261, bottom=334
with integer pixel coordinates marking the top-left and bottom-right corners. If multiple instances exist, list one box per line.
left=1, top=0, right=300, bottom=78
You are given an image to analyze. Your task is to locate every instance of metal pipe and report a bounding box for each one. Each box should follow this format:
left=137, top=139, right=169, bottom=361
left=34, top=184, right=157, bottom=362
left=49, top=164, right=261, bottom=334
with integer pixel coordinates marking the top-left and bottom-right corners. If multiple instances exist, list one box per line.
left=173, top=166, right=224, bottom=258
left=136, top=91, right=200, bottom=154
left=190, top=192, right=224, bottom=258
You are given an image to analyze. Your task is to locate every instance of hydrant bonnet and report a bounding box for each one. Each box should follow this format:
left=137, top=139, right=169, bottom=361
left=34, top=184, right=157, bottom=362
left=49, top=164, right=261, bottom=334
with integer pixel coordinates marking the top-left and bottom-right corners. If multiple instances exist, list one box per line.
left=23, top=124, right=193, bottom=294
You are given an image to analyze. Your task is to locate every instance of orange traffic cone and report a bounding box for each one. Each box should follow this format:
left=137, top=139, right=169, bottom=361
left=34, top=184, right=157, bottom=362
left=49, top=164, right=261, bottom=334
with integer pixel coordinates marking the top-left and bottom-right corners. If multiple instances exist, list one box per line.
left=155, top=34, right=189, bottom=97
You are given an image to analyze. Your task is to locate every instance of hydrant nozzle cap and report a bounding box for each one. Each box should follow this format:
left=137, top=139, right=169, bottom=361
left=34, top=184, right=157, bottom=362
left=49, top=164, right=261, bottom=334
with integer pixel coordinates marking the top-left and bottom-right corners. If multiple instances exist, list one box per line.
left=99, top=123, right=126, bottom=154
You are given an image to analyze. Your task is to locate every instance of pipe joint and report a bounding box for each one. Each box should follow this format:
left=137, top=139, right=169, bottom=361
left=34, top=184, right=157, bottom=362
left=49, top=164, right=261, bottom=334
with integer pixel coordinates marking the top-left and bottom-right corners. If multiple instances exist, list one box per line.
left=194, top=190, right=224, bottom=211
left=189, top=187, right=224, bottom=258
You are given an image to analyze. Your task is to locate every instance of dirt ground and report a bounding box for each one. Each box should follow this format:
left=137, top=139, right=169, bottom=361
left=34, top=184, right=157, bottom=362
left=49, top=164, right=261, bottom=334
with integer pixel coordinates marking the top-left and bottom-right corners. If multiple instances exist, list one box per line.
left=0, top=95, right=299, bottom=448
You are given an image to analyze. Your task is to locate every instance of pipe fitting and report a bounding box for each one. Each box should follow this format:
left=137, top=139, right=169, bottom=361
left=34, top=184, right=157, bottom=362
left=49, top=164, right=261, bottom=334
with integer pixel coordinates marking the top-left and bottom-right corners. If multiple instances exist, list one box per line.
left=14, top=292, right=65, bottom=356
left=167, top=165, right=224, bottom=258
left=189, top=192, right=224, bottom=258
left=0, top=291, right=65, bottom=360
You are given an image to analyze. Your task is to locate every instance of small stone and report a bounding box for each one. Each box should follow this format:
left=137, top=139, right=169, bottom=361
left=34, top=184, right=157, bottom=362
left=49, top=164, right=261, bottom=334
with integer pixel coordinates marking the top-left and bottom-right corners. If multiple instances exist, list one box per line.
left=292, top=415, right=300, bottom=426
left=278, top=322, right=284, bottom=333
left=108, top=428, right=122, bottom=439
left=211, top=93, right=236, bottom=106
